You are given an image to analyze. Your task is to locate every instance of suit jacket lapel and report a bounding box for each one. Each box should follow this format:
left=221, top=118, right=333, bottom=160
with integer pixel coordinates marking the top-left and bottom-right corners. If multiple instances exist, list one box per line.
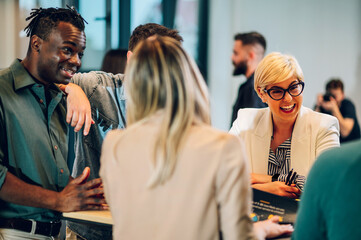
left=290, top=106, right=311, bottom=176
left=251, top=108, right=273, bottom=174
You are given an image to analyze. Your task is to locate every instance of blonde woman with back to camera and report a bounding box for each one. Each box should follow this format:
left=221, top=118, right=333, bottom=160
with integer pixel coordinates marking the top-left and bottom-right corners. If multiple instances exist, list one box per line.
left=230, top=52, right=340, bottom=198
left=99, top=37, right=293, bottom=239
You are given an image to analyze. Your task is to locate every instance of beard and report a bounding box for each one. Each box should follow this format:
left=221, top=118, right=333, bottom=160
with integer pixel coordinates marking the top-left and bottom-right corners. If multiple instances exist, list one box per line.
left=233, top=60, right=248, bottom=76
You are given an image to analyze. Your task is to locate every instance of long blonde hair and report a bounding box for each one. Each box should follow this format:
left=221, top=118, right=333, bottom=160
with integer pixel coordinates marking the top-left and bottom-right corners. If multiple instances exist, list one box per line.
left=124, top=36, right=210, bottom=188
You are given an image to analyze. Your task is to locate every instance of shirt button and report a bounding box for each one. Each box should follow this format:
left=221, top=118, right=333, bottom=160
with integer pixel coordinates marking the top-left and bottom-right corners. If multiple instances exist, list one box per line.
left=39, top=99, right=43, bottom=104
left=60, top=169, right=64, bottom=174
left=54, top=145, right=58, bottom=150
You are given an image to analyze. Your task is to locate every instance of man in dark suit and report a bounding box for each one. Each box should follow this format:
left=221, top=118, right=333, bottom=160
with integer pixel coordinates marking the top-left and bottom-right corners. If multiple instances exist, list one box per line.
left=231, top=32, right=267, bottom=125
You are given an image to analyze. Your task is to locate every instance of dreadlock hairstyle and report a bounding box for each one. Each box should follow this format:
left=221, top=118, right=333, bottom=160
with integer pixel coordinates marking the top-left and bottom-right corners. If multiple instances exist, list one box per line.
left=24, top=5, right=87, bottom=41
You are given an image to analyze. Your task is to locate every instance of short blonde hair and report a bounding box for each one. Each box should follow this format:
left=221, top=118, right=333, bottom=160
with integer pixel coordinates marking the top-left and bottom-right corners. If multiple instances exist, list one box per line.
left=254, top=52, right=304, bottom=95
left=125, top=35, right=210, bottom=188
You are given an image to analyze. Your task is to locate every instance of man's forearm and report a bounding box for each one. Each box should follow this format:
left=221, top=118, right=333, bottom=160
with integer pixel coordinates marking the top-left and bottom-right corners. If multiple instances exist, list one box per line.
left=0, top=168, right=107, bottom=213
left=0, top=172, right=60, bottom=211
left=332, top=107, right=354, bottom=137
left=314, top=105, right=321, bottom=112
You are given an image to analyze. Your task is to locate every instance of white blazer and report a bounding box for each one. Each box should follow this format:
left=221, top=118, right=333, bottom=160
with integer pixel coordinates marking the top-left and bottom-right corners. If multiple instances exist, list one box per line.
left=229, top=106, right=340, bottom=176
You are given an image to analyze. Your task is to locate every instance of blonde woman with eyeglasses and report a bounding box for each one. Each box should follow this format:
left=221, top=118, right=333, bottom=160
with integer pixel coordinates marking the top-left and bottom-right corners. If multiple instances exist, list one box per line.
left=230, top=52, right=340, bottom=198
left=100, top=37, right=293, bottom=240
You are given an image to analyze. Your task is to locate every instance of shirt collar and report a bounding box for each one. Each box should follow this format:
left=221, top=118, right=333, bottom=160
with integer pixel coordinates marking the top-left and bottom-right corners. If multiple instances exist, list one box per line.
left=10, top=59, right=64, bottom=95
left=246, top=72, right=255, bottom=82
left=11, top=59, right=37, bottom=91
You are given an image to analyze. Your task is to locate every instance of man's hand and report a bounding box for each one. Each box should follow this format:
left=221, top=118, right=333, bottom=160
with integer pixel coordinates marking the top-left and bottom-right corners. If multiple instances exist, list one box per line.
left=314, top=93, right=324, bottom=112
left=56, top=167, right=107, bottom=212
left=253, top=216, right=294, bottom=239
left=316, top=93, right=323, bottom=107
left=320, top=96, right=354, bottom=137
left=320, top=96, right=338, bottom=113
left=61, top=83, right=94, bottom=135
left=252, top=181, right=300, bottom=199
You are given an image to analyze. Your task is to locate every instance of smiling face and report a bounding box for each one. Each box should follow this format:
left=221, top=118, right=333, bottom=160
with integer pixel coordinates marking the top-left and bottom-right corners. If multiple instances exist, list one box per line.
left=35, top=21, right=86, bottom=85
left=259, top=77, right=303, bottom=126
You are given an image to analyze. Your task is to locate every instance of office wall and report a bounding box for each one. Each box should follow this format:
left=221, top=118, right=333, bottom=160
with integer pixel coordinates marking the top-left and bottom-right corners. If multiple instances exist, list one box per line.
left=0, top=0, right=32, bottom=69
left=0, top=0, right=17, bottom=68
left=209, top=0, right=361, bottom=130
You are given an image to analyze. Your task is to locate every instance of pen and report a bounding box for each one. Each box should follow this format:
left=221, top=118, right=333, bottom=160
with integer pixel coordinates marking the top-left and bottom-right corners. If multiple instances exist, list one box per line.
left=288, top=171, right=297, bottom=186
left=285, top=168, right=293, bottom=185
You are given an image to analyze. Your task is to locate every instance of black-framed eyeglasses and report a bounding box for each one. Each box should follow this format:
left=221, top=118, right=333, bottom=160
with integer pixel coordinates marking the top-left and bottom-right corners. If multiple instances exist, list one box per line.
left=263, top=81, right=305, bottom=101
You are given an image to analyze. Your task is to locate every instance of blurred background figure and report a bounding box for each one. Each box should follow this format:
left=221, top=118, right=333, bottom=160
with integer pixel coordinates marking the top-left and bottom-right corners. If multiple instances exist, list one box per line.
left=101, top=49, right=128, bottom=74
left=230, top=32, right=267, bottom=125
left=315, top=78, right=360, bottom=143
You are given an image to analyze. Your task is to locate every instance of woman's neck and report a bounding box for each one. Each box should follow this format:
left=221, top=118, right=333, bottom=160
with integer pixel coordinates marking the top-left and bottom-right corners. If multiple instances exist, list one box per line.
left=271, top=116, right=296, bottom=152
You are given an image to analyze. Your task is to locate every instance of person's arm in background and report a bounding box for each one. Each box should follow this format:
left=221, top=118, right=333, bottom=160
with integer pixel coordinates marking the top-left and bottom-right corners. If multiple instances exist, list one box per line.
left=314, top=93, right=323, bottom=112
left=59, top=71, right=124, bottom=136
left=320, top=97, right=353, bottom=138
left=0, top=167, right=106, bottom=212
left=332, top=106, right=354, bottom=137
left=315, top=112, right=340, bottom=158
left=58, top=83, right=93, bottom=136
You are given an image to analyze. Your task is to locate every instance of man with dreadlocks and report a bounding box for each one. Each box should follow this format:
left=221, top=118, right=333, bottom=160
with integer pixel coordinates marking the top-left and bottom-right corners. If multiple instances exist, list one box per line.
left=0, top=7, right=106, bottom=239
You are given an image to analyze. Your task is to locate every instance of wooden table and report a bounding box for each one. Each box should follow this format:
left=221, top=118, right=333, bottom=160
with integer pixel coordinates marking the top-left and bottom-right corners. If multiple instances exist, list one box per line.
left=63, top=210, right=113, bottom=226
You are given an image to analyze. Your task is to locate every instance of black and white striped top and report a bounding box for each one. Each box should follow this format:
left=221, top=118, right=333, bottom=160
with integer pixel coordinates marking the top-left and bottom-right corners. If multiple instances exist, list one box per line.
left=267, top=138, right=305, bottom=190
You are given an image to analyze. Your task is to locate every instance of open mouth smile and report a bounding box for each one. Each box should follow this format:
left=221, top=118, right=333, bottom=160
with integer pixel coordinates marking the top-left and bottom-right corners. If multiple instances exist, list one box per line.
left=280, top=104, right=296, bottom=112
left=60, top=67, right=77, bottom=79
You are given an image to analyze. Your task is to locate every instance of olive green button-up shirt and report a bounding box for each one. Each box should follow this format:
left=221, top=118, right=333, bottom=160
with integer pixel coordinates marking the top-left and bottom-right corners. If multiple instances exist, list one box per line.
left=0, top=59, right=70, bottom=222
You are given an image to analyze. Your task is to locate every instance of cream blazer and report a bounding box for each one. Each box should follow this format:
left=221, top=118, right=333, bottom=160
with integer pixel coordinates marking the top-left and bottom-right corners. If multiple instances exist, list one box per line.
left=100, top=113, right=256, bottom=240
left=229, top=106, right=340, bottom=176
